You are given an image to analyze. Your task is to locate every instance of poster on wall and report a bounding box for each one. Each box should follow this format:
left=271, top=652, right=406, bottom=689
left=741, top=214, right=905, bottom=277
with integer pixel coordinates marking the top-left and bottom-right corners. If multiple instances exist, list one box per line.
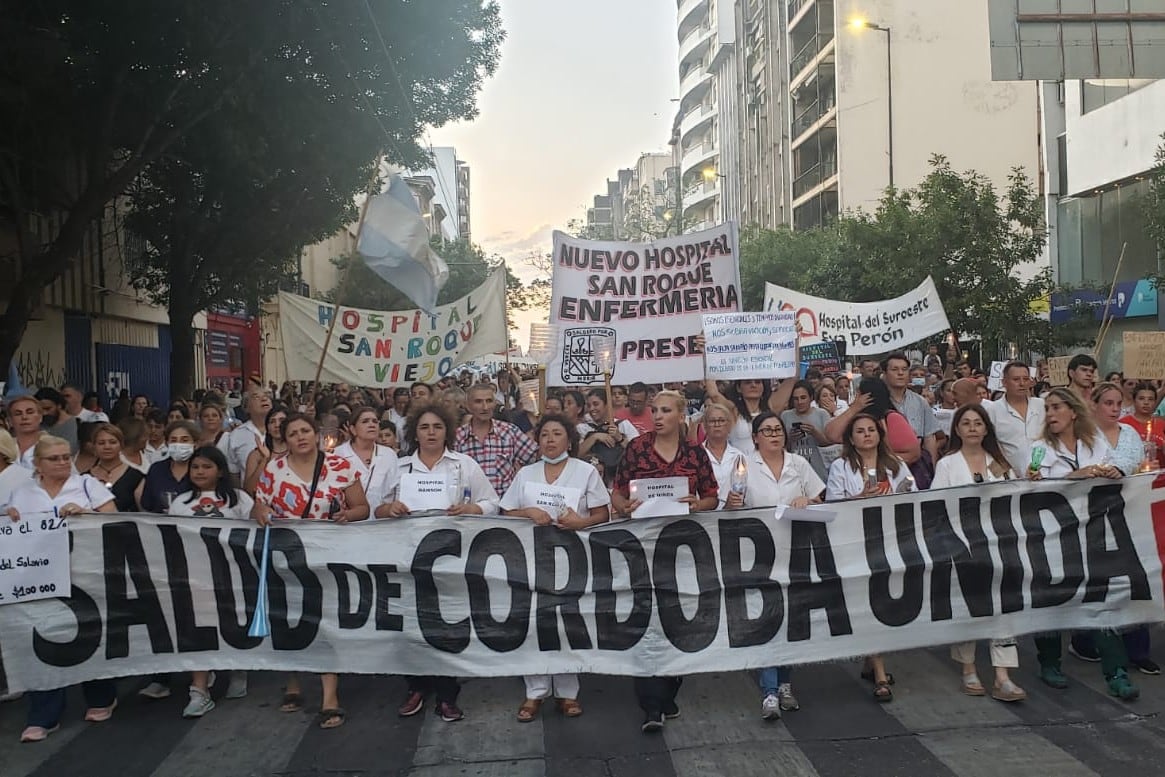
left=547, top=224, right=741, bottom=386
left=278, top=272, right=507, bottom=387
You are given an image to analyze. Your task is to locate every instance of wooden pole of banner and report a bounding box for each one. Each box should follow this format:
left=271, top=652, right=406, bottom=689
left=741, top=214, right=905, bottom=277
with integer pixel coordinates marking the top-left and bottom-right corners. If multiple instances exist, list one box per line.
left=312, top=164, right=382, bottom=388
left=1094, top=242, right=1127, bottom=358
left=537, top=365, right=547, bottom=418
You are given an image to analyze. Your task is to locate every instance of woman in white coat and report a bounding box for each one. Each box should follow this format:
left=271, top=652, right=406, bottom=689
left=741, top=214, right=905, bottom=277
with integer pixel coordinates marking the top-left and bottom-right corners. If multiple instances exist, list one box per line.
left=931, top=404, right=1026, bottom=702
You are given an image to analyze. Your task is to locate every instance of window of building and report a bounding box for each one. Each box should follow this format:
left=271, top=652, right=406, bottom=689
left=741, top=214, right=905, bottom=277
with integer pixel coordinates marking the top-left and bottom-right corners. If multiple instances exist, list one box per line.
left=1081, top=79, right=1155, bottom=114
left=1056, top=179, right=1159, bottom=286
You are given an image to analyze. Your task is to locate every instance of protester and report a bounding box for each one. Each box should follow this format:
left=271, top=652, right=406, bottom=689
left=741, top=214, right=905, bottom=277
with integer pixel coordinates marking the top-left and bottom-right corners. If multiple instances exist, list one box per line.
left=34, top=388, right=79, bottom=454
left=85, top=423, right=145, bottom=512
left=1115, top=375, right=1137, bottom=416
left=610, top=385, right=629, bottom=412
left=1029, top=388, right=1138, bottom=699
left=166, top=401, right=191, bottom=423
left=334, top=406, right=400, bottom=513
left=1120, top=381, right=1165, bottom=469
left=1092, top=382, right=1143, bottom=476
left=136, top=420, right=198, bottom=516
left=982, top=362, right=1045, bottom=476
left=61, top=383, right=108, bottom=423
left=881, top=354, right=939, bottom=485
left=611, top=390, right=718, bottom=732
left=0, top=429, right=32, bottom=507
left=1066, top=354, right=1098, bottom=400
left=378, top=402, right=498, bottom=722
left=699, top=400, right=745, bottom=509
left=500, top=415, right=610, bottom=722
left=377, top=419, right=400, bottom=451
left=816, top=384, right=846, bottom=418
left=227, top=387, right=274, bottom=482
left=560, top=390, right=586, bottom=427
left=726, top=411, right=824, bottom=719
left=197, top=398, right=232, bottom=457
left=616, top=382, right=654, bottom=434
left=241, top=406, right=289, bottom=496
left=7, top=435, right=116, bottom=742
left=253, top=412, right=369, bottom=730
left=385, top=387, right=411, bottom=437
left=118, top=417, right=150, bottom=473
left=578, top=388, right=637, bottom=483
left=72, top=421, right=99, bottom=474
left=825, top=379, right=920, bottom=466
left=543, top=394, right=564, bottom=416
left=781, top=380, right=834, bottom=477
left=8, top=395, right=46, bottom=468
left=702, top=373, right=799, bottom=454
left=455, top=383, right=539, bottom=494
left=144, top=408, right=168, bottom=465
left=824, top=414, right=908, bottom=701
left=931, top=405, right=1026, bottom=702
left=132, top=394, right=151, bottom=419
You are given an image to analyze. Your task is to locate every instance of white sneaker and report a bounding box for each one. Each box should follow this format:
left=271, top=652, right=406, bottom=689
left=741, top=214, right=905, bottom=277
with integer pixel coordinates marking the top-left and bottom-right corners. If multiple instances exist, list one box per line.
left=778, top=683, right=800, bottom=711
left=225, top=671, right=248, bottom=700
left=761, top=693, right=780, bottom=720
left=139, top=681, right=171, bottom=700
left=182, top=688, right=215, bottom=718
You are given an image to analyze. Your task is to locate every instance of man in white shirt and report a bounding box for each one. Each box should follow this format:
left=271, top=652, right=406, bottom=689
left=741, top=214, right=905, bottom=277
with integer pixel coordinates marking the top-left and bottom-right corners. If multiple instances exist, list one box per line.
left=982, top=361, right=1045, bottom=477
left=227, top=388, right=273, bottom=480
left=61, top=384, right=109, bottom=423
left=386, top=387, right=411, bottom=437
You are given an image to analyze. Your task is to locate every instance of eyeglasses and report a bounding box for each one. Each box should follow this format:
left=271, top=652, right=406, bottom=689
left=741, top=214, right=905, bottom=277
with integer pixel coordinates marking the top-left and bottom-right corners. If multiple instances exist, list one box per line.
left=39, top=454, right=71, bottom=463
left=705, top=418, right=729, bottom=426
left=757, top=427, right=784, bottom=437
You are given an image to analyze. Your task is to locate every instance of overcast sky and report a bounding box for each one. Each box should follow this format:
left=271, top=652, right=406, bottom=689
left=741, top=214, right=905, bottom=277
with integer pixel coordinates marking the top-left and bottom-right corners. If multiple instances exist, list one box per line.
left=429, top=0, right=680, bottom=346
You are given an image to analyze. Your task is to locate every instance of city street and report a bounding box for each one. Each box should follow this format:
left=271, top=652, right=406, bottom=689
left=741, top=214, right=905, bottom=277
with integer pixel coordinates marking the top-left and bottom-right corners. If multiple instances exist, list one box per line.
left=3, top=642, right=1165, bottom=777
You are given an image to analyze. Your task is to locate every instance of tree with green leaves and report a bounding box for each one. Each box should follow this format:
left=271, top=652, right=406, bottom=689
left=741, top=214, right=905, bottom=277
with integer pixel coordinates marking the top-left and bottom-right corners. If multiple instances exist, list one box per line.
left=0, top=0, right=502, bottom=393
left=1145, top=133, right=1165, bottom=287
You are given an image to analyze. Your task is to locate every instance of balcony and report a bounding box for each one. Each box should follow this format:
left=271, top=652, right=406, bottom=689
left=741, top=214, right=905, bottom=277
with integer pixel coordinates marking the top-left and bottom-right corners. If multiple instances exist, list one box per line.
left=791, top=93, right=836, bottom=141
left=679, top=23, right=714, bottom=66
left=677, top=0, right=709, bottom=30
left=680, top=102, right=715, bottom=143
left=680, top=64, right=713, bottom=101
left=683, top=178, right=721, bottom=212
left=792, top=158, right=838, bottom=201
left=790, top=34, right=834, bottom=81
left=681, top=140, right=717, bottom=177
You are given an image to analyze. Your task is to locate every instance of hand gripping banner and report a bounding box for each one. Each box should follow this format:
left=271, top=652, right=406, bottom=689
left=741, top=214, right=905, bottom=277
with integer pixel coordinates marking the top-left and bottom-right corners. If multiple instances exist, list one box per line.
left=2, top=475, right=1163, bottom=691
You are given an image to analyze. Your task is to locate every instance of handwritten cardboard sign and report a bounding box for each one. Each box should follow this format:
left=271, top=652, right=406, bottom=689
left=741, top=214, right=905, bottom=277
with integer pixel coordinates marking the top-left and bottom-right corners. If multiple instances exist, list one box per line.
left=1123, top=332, right=1165, bottom=379
left=1046, top=356, right=1072, bottom=387
left=0, top=515, right=70, bottom=606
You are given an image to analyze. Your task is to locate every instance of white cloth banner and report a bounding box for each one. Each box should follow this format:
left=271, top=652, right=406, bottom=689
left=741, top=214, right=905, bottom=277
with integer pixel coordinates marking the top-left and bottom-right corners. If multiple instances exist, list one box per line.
left=548, top=224, right=741, bottom=386
left=763, top=276, right=951, bottom=356
left=702, top=312, right=797, bottom=380
left=2, top=475, right=1163, bottom=692
left=277, top=271, right=507, bottom=387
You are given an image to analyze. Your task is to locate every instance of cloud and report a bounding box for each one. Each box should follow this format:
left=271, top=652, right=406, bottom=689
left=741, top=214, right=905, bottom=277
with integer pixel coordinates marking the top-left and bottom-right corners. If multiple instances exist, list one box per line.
left=481, top=222, right=556, bottom=260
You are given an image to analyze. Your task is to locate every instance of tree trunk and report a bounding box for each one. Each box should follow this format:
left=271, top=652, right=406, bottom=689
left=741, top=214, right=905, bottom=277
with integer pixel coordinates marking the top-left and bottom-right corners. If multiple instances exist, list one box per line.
left=0, top=274, right=42, bottom=379
left=169, top=301, right=198, bottom=400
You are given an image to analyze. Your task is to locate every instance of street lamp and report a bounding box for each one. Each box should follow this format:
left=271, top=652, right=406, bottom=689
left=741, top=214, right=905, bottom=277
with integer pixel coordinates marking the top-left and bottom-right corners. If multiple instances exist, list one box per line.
left=850, top=19, right=894, bottom=189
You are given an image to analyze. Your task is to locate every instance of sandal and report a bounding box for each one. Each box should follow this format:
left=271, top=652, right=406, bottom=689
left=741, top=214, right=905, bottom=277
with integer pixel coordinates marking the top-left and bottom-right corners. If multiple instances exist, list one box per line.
left=873, top=681, right=893, bottom=702
left=280, top=692, right=304, bottom=713
left=517, top=698, right=542, bottom=722
left=961, top=673, right=986, bottom=697
left=558, top=698, right=583, bottom=717
left=317, top=707, right=346, bottom=729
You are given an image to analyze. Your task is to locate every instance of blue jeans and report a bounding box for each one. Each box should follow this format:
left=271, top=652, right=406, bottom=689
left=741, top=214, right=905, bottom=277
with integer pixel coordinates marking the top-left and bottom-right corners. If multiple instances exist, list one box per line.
left=27, top=680, right=117, bottom=728
left=758, top=666, right=791, bottom=696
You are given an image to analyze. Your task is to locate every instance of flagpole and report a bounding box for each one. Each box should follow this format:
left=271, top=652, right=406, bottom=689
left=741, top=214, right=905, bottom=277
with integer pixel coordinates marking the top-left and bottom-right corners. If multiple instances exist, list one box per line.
left=312, top=163, right=382, bottom=388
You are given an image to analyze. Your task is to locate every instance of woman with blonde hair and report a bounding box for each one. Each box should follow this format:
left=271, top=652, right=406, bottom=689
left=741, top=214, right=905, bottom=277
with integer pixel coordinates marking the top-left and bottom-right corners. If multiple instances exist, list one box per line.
left=699, top=400, right=745, bottom=509
left=7, top=435, right=116, bottom=741
left=0, top=429, right=31, bottom=507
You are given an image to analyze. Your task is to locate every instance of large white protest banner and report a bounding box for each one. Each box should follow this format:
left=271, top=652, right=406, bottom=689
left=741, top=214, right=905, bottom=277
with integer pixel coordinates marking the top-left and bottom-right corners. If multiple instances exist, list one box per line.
left=702, top=312, right=797, bottom=380
left=3, top=475, right=1164, bottom=692
left=764, top=277, right=951, bottom=355
left=278, top=271, right=507, bottom=387
left=548, top=224, right=741, bottom=385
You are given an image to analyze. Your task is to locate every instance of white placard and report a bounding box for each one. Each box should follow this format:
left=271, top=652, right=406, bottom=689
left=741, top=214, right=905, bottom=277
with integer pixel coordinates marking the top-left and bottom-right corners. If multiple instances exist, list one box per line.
left=548, top=224, right=741, bottom=386
left=398, top=473, right=451, bottom=511
left=988, top=361, right=1007, bottom=392
left=702, top=312, right=797, bottom=380
left=630, top=476, right=690, bottom=519
left=0, top=514, right=71, bottom=606
left=934, top=407, right=955, bottom=436
left=523, top=483, right=582, bottom=518
left=763, top=276, right=951, bottom=356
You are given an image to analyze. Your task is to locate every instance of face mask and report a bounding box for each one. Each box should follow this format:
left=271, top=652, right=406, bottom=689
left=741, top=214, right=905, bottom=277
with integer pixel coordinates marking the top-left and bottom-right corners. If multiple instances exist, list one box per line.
left=168, top=443, right=195, bottom=462
left=43, top=413, right=60, bottom=427
left=542, top=451, right=569, bottom=465
left=911, top=377, right=926, bottom=387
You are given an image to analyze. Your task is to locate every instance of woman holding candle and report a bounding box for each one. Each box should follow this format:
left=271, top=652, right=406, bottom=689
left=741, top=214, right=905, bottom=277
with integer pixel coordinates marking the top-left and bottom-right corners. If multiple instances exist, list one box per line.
left=700, top=401, right=746, bottom=509
left=7, top=435, right=116, bottom=742
left=611, top=390, right=718, bottom=733
left=826, top=413, right=912, bottom=702
left=500, top=415, right=610, bottom=721
left=1119, top=382, right=1165, bottom=470
left=377, top=402, right=498, bottom=723
left=931, top=405, right=1026, bottom=702
left=727, top=411, right=825, bottom=719
left=252, top=412, right=369, bottom=729
left=1091, top=382, right=1144, bottom=477
left=1029, top=388, right=1138, bottom=699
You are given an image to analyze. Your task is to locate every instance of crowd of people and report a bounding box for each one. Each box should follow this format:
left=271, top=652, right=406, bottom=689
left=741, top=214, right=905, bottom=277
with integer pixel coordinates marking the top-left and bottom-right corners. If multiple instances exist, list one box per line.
left=0, top=343, right=1162, bottom=740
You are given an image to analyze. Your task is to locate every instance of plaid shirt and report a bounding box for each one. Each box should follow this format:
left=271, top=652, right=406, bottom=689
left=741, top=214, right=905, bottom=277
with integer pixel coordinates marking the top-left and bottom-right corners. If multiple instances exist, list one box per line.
left=454, top=419, right=540, bottom=494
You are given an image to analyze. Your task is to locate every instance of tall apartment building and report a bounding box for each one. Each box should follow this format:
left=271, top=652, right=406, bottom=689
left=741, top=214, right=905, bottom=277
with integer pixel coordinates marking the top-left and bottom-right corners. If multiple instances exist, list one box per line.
left=404, top=146, right=471, bottom=242
left=585, top=155, right=677, bottom=239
